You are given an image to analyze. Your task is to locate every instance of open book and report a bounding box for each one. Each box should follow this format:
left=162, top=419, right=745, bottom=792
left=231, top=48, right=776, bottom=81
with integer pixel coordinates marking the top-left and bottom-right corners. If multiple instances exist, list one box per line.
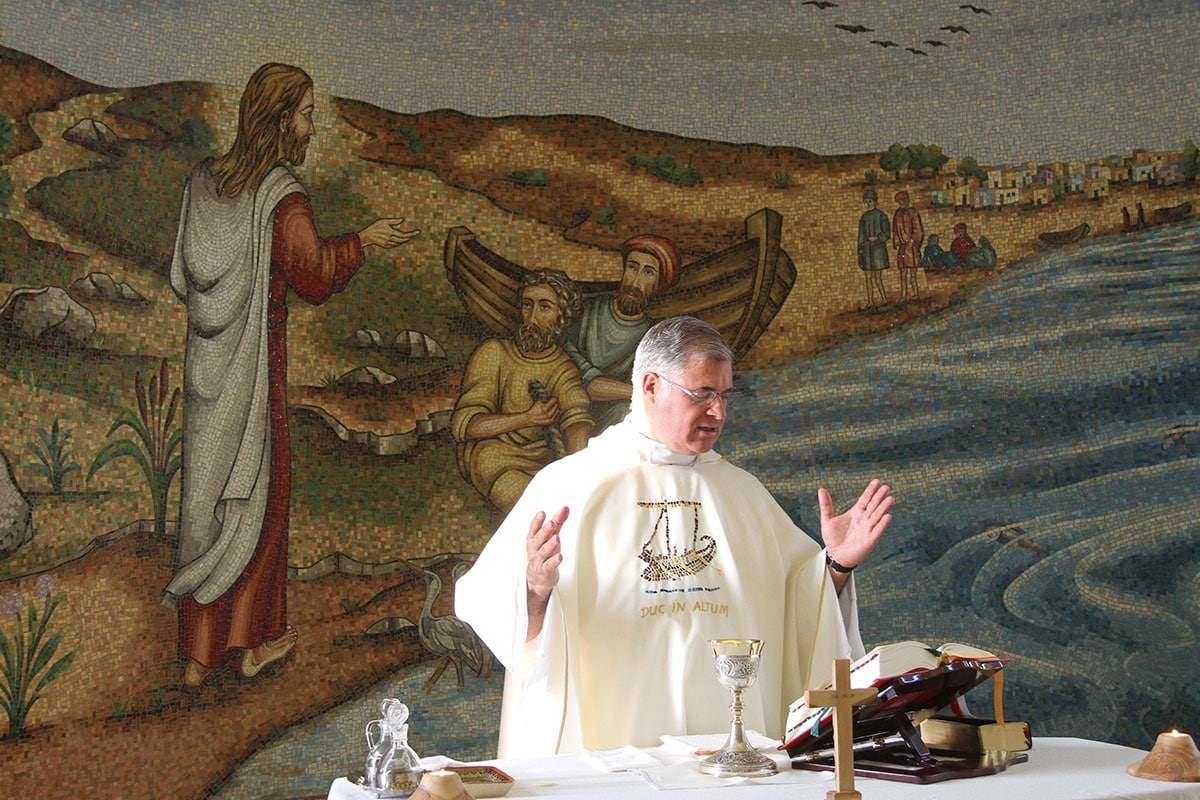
left=783, top=641, right=1002, bottom=749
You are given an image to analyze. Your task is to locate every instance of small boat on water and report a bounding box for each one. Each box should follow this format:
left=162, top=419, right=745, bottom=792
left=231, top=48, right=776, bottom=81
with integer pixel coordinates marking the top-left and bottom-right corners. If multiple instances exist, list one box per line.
left=443, top=208, right=797, bottom=361
left=1154, top=201, right=1193, bottom=224
left=1037, top=221, right=1091, bottom=246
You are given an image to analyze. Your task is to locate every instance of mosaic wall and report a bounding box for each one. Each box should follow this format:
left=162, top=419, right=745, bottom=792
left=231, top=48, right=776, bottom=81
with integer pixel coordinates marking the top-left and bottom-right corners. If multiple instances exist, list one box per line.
left=1, top=2, right=1198, bottom=798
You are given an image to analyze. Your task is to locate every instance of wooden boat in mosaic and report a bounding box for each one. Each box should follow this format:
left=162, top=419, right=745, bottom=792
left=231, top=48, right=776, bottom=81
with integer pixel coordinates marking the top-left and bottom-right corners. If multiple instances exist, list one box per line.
left=443, top=208, right=796, bottom=361
left=1154, top=201, right=1193, bottom=224
left=1037, top=221, right=1091, bottom=246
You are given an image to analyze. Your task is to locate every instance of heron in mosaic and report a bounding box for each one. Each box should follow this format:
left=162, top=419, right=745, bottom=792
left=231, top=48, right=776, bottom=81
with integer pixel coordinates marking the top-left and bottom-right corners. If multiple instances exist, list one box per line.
left=418, top=568, right=493, bottom=689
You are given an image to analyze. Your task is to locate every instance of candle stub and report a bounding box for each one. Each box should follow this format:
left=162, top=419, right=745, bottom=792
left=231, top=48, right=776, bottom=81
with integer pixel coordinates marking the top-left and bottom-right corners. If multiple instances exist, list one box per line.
left=1128, top=731, right=1200, bottom=782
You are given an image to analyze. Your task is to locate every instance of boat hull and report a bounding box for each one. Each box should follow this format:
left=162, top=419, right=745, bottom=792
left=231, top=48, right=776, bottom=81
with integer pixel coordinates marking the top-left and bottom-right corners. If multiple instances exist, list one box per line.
left=1037, top=221, right=1090, bottom=246
left=444, top=209, right=797, bottom=361
left=1155, top=201, right=1193, bottom=224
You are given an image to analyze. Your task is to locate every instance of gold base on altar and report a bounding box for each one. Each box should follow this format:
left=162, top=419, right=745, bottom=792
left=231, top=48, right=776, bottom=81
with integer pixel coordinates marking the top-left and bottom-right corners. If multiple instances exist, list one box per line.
left=1128, top=731, right=1200, bottom=782
left=920, top=717, right=1032, bottom=755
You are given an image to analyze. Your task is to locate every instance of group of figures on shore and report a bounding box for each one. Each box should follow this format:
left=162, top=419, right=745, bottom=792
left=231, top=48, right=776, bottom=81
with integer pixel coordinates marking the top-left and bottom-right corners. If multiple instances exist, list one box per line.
left=451, top=235, right=682, bottom=513
left=857, top=188, right=997, bottom=308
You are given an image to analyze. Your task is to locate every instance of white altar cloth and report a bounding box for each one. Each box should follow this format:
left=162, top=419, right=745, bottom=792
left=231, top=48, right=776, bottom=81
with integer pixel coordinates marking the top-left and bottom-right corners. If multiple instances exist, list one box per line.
left=327, top=737, right=1200, bottom=800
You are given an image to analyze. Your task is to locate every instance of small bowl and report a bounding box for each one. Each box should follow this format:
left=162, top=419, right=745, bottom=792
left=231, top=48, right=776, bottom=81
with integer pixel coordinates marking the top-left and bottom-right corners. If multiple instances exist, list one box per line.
left=347, top=767, right=426, bottom=798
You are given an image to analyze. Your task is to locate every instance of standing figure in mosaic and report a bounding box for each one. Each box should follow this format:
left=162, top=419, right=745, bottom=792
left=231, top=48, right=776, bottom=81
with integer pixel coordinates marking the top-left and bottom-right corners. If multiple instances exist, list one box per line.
left=163, top=63, right=418, bottom=687
left=563, top=234, right=682, bottom=435
left=452, top=268, right=594, bottom=513
left=857, top=189, right=891, bottom=307
left=892, top=190, right=924, bottom=299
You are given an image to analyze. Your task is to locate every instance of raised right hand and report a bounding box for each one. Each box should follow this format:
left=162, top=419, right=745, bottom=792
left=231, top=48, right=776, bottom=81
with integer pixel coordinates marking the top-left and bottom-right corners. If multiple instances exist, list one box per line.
left=358, top=217, right=420, bottom=248
left=526, top=506, right=568, bottom=600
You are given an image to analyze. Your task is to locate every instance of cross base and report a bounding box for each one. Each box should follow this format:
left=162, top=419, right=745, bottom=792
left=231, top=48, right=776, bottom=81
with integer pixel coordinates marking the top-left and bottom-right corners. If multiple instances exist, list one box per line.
left=827, top=791, right=862, bottom=800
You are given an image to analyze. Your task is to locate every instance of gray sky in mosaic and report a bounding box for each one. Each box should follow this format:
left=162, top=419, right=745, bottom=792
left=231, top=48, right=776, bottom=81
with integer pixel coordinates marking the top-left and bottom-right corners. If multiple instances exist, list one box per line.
left=2, top=0, right=1197, bottom=164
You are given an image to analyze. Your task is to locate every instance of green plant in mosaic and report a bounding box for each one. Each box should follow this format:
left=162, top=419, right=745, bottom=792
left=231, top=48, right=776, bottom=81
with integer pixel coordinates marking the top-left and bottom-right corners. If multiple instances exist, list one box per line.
left=506, top=168, right=548, bottom=186
left=906, top=143, right=949, bottom=177
left=0, top=116, right=13, bottom=157
left=24, top=417, right=81, bottom=494
left=626, top=153, right=703, bottom=186
left=956, top=156, right=988, bottom=183
left=0, top=115, right=14, bottom=218
left=87, top=358, right=182, bottom=537
left=880, top=142, right=909, bottom=180
left=110, top=687, right=133, bottom=716
left=864, top=169, right=880, bottom=186
left=771, top=170, right=792, bottom=189
left=0, top=574, right=77, bottom=740
left=1183, top=140, right=1199, bottom=182
left=339, top=596, right=366, bottom=614
left=398, top=123, right=424, bottom=153
left=0, top=169, right=12, bottom=220
left=648, top=154, right=702, bottom=186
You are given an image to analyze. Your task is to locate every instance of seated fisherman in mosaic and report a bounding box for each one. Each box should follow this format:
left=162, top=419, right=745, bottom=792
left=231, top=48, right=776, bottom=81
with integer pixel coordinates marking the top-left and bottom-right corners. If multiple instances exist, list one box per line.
left=456, top=316, right=894, bottom=757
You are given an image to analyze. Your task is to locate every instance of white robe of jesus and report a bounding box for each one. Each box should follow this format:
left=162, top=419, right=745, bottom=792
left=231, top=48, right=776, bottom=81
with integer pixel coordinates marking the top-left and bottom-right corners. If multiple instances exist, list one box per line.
left=455, top=420, right=865, bottom=757
left=162, top=163, right=301, bottom=607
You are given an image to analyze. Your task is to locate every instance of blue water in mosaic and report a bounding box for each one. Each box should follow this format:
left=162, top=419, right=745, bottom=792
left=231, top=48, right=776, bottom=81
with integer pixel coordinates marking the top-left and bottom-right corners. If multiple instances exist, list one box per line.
left=222, top=221, right=1200, bottom=797
left=721, top=218, right=1200, bottom=749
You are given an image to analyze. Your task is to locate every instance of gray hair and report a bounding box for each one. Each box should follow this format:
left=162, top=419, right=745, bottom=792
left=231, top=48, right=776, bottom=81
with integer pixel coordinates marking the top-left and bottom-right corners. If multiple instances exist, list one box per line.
left=632, top=316, right=733, bottom=384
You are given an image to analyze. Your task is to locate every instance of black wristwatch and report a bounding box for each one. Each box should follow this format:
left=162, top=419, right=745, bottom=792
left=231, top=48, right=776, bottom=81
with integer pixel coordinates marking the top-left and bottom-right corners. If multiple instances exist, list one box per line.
left=826, top=552, right=855, bottom=574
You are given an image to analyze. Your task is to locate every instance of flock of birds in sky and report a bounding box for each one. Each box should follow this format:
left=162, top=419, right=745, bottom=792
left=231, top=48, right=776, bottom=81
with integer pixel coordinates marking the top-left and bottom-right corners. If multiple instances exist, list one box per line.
left=803, top=1, right=993, bottom=55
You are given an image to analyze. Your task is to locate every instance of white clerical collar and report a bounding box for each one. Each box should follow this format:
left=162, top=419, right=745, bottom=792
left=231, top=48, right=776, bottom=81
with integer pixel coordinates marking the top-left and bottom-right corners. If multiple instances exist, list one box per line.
left=635, top=432, right=699, bottom=466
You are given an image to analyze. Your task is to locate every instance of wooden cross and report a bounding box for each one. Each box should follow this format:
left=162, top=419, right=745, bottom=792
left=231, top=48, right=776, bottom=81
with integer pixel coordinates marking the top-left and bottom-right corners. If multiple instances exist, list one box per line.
left=804, top=658, right=879, bottom=800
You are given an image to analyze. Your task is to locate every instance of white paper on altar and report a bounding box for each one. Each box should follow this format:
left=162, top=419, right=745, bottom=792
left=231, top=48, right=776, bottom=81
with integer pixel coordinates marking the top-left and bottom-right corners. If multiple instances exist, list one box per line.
left=581, top=744, right=664, bottom=772
left=640, top=732, right=831, bottom=791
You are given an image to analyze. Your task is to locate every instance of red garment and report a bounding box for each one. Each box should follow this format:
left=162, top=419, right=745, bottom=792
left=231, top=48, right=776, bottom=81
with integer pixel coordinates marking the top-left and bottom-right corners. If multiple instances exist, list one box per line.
left=892, top=206, right=924, bottom=269
left=180, top=192, right=363, bottom=667
left=951, top=234, right=977, bottom=261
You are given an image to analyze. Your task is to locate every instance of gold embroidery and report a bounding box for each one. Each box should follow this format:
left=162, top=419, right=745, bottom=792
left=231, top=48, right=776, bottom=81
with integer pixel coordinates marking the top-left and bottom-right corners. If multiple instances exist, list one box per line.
left=637, top=499, right=717, bottom=580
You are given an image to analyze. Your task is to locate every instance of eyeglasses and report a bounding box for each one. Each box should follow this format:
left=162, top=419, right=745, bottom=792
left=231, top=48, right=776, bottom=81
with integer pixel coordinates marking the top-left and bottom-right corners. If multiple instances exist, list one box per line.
left=653, top=373, right=736, bottom=409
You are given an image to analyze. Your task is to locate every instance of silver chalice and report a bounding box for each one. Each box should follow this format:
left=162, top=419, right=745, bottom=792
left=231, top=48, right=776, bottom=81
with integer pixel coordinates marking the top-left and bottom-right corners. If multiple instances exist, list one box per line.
left=698, top=638, right=778, bottom=777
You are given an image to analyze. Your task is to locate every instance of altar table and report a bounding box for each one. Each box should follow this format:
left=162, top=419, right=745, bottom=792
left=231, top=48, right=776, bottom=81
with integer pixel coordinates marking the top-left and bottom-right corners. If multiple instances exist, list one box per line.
left=327, top=737, right=1200, bottom=799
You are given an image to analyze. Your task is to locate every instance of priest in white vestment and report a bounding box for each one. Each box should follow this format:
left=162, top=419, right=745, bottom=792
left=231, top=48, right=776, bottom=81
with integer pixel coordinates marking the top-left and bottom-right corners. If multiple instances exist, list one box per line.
left=455, top=316, right=894, bottom=757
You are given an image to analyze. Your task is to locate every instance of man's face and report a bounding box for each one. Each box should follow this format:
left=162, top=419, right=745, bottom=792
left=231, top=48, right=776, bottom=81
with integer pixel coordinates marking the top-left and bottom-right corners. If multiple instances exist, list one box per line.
left=516, top=283, right=561, bottom=354
left=281, top=87, right=315, bottom=166
left=615, top=251, right=661, bottom=318
left=641, top=355, right=733, bottom=456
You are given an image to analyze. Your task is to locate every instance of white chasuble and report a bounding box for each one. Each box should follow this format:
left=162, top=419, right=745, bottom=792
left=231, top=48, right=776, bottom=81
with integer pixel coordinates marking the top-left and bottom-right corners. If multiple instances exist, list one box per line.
left=455, top=421, right=864, bottom=757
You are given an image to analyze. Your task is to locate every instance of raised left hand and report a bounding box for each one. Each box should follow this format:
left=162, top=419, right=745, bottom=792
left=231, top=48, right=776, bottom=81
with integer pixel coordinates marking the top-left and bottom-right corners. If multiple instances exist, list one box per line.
left=818, top=478, right=894, bottom=570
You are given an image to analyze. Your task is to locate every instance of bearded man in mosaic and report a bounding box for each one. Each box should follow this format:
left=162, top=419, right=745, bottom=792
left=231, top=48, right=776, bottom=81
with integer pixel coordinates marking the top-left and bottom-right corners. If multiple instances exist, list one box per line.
left=451, top=268, right=594, bottom=513
left=164, top=63, right=417, bottom=687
